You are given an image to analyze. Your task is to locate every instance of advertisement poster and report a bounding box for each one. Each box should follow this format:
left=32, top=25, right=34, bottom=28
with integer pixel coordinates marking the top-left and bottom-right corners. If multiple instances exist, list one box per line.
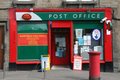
left=75, top=29, right=83, bottom=38
left=83, top=35, right=91, bottom=45
left=92, top=29, right=101, bottom=41
left=78, top=38, right=84, bottom=45
left=41, top=55, right=50, bottom=71
left=73, top=56, right=82, bottom=70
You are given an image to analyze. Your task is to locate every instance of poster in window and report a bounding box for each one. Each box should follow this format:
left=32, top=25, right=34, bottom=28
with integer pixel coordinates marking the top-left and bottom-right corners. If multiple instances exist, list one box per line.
left=81, top=46, right=90, bottom=60
left=55, top=36, right=66, bottom=47
left=92, top=29, right=101, bottom=41
left=78, top=37, right=84, bottom=45
left=75, top=29, right=83, bottom=38
left=83, top=35, right=91, bottom=45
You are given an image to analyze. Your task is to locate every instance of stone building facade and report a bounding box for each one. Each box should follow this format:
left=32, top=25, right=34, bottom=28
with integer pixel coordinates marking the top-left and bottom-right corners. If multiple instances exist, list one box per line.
left=0, top=0, right=120, bottom=72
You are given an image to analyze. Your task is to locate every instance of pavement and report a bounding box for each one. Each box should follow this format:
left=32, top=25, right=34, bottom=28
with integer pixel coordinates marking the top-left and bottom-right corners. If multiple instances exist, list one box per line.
left=0, top=69, right=120, bottom=80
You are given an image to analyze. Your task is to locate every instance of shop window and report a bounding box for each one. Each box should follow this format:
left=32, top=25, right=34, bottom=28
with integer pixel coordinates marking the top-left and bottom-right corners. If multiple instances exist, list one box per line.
left=73, top=21, right=104, bottom=60
left=12, top=0, right=35, bottom=8
left=62, top=0, right=98, bottom=8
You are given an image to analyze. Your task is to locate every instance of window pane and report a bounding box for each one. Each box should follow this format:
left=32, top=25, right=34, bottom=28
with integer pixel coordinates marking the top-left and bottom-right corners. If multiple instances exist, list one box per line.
left=55, top=35, right=66, bottom=58
left=73, top=21, right=104, bottom=60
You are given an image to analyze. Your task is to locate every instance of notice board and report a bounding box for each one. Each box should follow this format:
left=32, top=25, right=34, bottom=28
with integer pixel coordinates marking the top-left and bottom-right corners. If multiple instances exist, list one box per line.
left=73, top=56, right=82, bottom=70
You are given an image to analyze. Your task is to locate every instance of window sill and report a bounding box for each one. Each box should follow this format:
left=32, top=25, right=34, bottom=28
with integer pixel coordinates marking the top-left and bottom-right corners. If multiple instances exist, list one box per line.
left=62, top=1, right=97, bottom=5
left=13, top=0, right=35, bottom=5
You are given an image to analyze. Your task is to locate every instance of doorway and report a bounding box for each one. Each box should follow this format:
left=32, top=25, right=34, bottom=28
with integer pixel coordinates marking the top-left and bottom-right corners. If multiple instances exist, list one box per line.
left=0, top=26, right=4, bottom=69
left=51, top=28, right=70, bottom=65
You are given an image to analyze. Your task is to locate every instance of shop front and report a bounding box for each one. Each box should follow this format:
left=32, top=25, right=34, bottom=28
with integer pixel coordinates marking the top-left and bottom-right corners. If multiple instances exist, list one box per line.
left=9, top=8, right=113, bottom=71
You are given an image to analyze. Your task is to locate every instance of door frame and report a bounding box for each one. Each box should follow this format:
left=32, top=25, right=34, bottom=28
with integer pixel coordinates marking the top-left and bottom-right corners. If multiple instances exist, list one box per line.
left=0, top=25, right=4, bottom=69
left=48, top=20, right=73, bottom=65
left=51, top=28, right=70, bottom=65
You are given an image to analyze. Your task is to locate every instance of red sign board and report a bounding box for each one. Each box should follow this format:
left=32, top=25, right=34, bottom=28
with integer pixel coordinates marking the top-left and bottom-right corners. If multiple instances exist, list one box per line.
left=17, top=34, right=48, bottom=46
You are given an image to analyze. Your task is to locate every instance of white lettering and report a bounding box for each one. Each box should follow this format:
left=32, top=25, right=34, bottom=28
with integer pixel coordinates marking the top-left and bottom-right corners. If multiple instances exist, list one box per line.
left=73, top=14, right=78, bottom=19
left=79, top=14, right=82, bottom=18
left=91, top=14, right=96, bottom=18
left=53, top=14, right=58, bottom=19
left=97, top=14, right=100, bottom=18
left=83, top=14, right=86, bottom=18
left=48, top=14, right=68, bottom=19
left=64, top=14, right=67, bottom=19
left=49, top=14, right=52, bottom=18
left=88, top=14, right=90, bottom=18
left=59, top=14, right=62, bottom=19
left=48, top=13, right=101, bottom=20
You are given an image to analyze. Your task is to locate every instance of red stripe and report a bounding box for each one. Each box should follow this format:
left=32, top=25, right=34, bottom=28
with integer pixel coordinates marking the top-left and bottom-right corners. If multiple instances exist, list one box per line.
left=16, top=61, right=40, bottom=64
left=17, top=34, right=48, bottom=46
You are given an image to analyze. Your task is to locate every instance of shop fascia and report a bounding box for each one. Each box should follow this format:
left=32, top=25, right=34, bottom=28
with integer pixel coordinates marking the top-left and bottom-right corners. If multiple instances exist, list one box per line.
left=48, top=13, right=102, bottom=20
left=16, top=12, right=104, bottom=21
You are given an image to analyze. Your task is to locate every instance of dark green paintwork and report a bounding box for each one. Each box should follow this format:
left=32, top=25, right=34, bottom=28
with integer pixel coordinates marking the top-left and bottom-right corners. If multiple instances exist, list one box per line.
left=17, top=22, right=48, bottom=33
left=17, top=46, right=48, bottom=60
left=73, top=21, right=103, bottom=29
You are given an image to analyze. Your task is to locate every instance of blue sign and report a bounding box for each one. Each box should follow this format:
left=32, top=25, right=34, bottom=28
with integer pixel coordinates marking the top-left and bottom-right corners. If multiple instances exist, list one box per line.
left=92, top=29, right=101, bottom=40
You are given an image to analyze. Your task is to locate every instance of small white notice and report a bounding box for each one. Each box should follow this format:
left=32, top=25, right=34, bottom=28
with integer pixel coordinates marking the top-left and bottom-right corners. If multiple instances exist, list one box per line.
left=73, top=56, right=82, bottom=70
left=107, top=30, right=111, bottom=35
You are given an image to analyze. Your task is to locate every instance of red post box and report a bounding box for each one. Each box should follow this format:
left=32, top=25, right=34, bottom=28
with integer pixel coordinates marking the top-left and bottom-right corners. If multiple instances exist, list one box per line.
left=88, top=51, right=101, bottom=80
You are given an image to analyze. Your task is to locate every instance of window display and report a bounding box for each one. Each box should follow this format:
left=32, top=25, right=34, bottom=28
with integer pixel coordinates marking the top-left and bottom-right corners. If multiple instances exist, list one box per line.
left=55, top=35, right=66, bottom=58
left=74, top=29, right=103, bottom=60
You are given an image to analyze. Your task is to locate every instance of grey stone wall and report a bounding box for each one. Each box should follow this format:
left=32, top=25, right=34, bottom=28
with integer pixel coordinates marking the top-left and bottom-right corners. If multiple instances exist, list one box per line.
left=35, top=0, right=62, bottom=8
left=0, top=0, right=120, bottom=72
left=0, top=0, right=12, bottom=21
left=110, top=1, right=120, bottom=72
left=100, top=0, right=118, bottom=7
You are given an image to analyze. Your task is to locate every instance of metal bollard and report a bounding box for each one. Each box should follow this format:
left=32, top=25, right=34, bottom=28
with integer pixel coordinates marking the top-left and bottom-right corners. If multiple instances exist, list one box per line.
left=44, top=61, right=46, bottom=80
left=88, top=51, right=101, bottom=80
